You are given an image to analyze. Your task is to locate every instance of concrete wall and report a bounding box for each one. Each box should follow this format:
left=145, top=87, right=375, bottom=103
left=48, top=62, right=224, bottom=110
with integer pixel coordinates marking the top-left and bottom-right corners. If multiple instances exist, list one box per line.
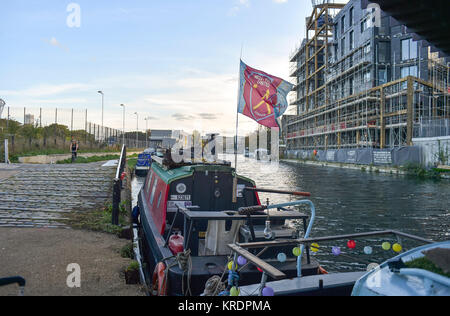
left=413, top=136, right=450, bottom=167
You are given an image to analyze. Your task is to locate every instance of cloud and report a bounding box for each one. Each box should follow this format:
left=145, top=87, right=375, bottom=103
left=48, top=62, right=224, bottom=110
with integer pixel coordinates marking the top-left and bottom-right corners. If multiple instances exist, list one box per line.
left=228, top=0, right=250, bottom=16
left=0, top=83, right=91, bottom=98
left=172, top=113, right=196, bottom=121
left=197, top=113, right=219, bottom=120
left=42, top=37, right=70, bottom=52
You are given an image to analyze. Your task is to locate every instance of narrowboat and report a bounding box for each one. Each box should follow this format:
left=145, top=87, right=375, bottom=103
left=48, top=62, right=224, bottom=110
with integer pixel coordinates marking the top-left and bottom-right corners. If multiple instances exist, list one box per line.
left=134, top=150, right=153, bottom=177
left=134, top=152, right=324, bottom=296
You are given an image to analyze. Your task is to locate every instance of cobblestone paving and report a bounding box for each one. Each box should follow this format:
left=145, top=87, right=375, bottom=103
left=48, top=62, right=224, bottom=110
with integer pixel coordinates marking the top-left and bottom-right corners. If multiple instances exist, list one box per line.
left=0, top=163, right=115, bottom=228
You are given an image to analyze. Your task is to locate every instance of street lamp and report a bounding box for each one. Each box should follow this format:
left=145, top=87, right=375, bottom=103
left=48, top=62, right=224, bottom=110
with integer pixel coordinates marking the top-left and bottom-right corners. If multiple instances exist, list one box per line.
left=98, top=91, right=104, bottom=141
left=144, top=117, right=151, bottom=148
left=120, top=104, right=125, bottom=146
left=134, top=112, right=139, bottom=148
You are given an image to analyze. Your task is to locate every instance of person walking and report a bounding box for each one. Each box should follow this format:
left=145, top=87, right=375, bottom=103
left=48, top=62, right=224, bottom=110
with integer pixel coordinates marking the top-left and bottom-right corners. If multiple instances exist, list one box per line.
left=70, top=138, right=79, bottom=163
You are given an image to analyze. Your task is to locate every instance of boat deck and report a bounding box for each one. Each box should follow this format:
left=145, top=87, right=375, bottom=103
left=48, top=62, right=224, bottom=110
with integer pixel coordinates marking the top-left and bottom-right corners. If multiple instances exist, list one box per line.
left=239, top=271, right=366, bottom=296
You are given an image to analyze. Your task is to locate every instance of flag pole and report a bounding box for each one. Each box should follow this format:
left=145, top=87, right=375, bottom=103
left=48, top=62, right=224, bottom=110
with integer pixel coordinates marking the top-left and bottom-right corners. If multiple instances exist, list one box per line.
left=233, top=44, right=244, bottom=204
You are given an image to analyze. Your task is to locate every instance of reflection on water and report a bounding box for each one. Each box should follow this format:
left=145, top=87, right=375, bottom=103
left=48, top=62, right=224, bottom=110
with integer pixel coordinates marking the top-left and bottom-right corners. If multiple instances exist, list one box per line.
left=131, top=156, right=450, bottom=272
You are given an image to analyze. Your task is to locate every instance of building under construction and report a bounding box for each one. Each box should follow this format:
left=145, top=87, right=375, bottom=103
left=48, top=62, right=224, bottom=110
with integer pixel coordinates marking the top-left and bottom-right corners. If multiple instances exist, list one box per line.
left=286, top=0, right=450, bottom=154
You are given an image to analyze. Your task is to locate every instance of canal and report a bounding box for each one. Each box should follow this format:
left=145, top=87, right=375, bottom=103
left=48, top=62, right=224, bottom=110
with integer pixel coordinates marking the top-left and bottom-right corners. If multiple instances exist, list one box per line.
left=132, top=155, right=450, bottom=272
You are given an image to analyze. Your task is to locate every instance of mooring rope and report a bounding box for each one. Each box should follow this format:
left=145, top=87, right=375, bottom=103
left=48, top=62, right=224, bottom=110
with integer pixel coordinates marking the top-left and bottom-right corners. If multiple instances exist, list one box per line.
left=203, top=275, right=226, bottom=296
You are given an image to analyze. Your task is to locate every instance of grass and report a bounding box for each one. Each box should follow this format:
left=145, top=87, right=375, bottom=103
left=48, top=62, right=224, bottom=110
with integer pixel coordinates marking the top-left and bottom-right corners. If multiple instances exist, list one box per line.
left=405, top=257, right=450, bottom=278
left=433, top=167, right=450, bottom=173
left=57, top=154, right=120, bottom=164
left=127, top=158, right=138, bottom=174
left=66, top=202, right=129, bottom=236
left=401, top=163, right=441, bottom=180
left=9, top=147, right=122, bottom=163
left=8, top=147, right=142, bottom=163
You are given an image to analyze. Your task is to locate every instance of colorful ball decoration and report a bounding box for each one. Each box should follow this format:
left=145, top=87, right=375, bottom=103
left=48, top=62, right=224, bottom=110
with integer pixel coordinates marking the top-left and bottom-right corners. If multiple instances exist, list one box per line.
left=364, top=246, right=373, bottom=255
left=332, top=246, right=341, bottom=256
left=311, top=243, right=320, bottom=253
left=347, top=240, right=356, bottom=249
left=382, top=242, right=391, bottom=251
left=277, top=253, right=287, bottom=263
left=293, top=247, right=302, bottom=257
left=228, top=261, right=237, bottom=271
left=230, top=286, right=240, bottom=297
left=237, top=256, right=247, bottom=266
left=262, top=287, right=275, bottom=297
left=393, top=243, right=403, bottom=253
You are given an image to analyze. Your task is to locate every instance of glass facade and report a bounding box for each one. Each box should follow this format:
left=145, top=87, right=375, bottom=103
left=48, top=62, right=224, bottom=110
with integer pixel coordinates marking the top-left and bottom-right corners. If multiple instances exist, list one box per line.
left=401, top=38, right=418, bottom=61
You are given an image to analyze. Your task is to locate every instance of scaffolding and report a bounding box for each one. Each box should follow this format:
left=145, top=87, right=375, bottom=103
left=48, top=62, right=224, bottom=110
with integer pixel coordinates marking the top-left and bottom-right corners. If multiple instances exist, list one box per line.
left=287, top=2, right=450, bottom=151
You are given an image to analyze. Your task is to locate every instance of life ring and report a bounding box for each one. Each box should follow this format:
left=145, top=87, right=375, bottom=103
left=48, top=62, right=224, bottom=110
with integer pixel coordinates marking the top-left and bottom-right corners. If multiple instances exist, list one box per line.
left=152, top=262, right=168, bottom=296
left=318, top=266, right=328, bottom=275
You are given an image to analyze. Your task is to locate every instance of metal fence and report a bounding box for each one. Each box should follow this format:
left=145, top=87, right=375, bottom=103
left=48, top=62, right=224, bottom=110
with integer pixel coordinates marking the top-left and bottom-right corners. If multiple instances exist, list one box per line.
left=0, top=107, right=149, bottom=162
left=414, top=118, right=450, bottom=138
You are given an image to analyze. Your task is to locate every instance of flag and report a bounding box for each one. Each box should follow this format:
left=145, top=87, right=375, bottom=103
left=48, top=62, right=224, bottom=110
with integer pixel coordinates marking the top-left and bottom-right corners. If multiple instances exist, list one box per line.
left=237, top=60, right=293, bottom=128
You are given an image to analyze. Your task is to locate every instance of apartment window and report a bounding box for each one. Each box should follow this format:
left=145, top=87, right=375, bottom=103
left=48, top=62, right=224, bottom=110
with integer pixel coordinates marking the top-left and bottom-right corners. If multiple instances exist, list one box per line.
left=349, top=77, right=354, bottom=95
left=378, top=42, right=388, bottom=63
left=349, top=7, right=354, bottom=26
left=349, top=31, right=354, bottom=51
left=364, top=71, right=371, bottom=83
left=379, top=69, right=387, bottom=84
left=401, top=38, right=418, bottom=61
left=401, top=65, right=418, bottom=78
left=341, top=15, right=345, bottom=33
left=341, top=37, right=345, bottom=57
left=361, top=17, right=371, bottom=33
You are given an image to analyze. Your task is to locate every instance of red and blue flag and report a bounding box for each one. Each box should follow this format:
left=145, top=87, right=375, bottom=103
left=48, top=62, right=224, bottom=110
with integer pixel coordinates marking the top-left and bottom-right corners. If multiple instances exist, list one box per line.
left=238, top=60, right=293, bottom=128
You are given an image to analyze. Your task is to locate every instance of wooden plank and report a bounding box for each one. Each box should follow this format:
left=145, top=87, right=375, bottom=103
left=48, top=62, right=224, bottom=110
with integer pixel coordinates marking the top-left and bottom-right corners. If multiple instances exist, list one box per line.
left=228, top=244, right=286, bottom=280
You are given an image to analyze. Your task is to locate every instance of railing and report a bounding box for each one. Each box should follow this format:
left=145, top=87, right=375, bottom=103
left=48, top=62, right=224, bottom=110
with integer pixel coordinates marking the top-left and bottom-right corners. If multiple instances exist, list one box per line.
left=112, top=145, right=127, bottom=225
left=228, top=229, right=433, bottom=296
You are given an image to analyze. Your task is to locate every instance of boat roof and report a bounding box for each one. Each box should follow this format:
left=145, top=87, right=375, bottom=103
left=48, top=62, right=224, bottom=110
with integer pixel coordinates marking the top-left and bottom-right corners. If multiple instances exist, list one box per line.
left=151, top=160, right=255, bottom=185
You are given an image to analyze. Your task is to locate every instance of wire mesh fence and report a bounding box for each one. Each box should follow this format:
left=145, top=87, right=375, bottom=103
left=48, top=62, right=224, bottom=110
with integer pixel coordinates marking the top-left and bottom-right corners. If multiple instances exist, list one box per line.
left=0, top=107, right=149, bottom=162
left=414, top=118, right=450, bottom=138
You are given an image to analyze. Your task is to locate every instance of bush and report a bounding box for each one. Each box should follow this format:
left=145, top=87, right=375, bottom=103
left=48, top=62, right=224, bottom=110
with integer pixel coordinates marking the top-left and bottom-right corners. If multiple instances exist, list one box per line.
left=120, top=243, right=134, bottom=259
left=402, top=163, right=441, bottom=180
left=126, top=261, right=140, bottom=272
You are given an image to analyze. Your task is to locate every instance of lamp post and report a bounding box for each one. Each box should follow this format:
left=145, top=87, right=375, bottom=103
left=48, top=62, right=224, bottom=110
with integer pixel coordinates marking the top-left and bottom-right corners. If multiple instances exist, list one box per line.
left=120, top=104, right=125, bottom=146
left=98, top=91, right=104, bottom=141
left=134, top=112, right=139, bottom=148
left=144, top=117, right=151, bottom=148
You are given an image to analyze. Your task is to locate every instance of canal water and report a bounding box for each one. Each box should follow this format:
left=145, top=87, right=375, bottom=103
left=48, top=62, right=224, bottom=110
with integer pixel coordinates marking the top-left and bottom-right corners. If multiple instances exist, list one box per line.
left=131, top=155, right=450, bottom=272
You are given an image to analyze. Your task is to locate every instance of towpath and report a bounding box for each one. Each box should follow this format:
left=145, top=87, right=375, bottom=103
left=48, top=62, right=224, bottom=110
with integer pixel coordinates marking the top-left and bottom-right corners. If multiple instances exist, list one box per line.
left=0, top=162, right=115, bottom=228
left=0, top=162, right=145, bottom=296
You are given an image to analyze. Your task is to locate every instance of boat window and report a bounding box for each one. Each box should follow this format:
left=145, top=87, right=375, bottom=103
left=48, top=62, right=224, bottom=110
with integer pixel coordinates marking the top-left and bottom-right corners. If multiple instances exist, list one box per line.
left=150, top=179, right=158, bottom=205
left=156, top=192, right=162, bottom=209
left=146, top=172, right=153, bottom=194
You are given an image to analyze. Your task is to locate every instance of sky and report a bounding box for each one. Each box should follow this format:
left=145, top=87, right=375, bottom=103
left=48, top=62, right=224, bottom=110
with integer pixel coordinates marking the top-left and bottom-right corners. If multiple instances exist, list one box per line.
left=0, top=0, right=312, bottom=135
